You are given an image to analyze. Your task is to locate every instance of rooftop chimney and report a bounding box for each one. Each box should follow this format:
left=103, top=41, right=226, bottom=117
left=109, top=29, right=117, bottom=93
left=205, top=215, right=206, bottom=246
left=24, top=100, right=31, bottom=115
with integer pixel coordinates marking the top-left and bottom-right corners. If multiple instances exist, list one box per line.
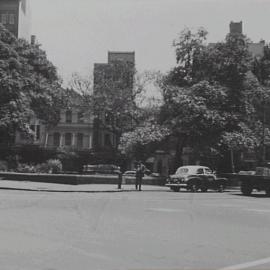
left=229, top=21, right=243, bottom=34
left=31, top=35, right=36, bottom=45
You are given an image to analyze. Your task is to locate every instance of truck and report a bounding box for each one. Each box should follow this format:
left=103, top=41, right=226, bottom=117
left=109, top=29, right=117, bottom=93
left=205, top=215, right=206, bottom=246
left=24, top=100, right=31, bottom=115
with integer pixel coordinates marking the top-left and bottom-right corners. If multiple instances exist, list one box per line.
left=165, top=165, right=228, bottom=192
left=237, top=167, right=270, bottom=196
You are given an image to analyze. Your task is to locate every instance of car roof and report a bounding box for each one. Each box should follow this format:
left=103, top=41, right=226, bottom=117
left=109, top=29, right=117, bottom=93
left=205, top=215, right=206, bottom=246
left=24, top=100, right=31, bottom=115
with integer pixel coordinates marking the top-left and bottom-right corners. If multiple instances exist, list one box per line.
left=179, top=166, right=209, bottom=170
left=176, top=166, right=210, bottom=174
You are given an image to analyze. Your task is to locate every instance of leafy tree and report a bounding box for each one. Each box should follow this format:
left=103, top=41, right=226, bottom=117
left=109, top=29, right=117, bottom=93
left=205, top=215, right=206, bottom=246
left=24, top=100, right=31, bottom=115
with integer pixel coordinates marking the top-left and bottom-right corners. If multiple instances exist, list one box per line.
left=92, top=64, right=159, bottom=150
left=0, top=24, right=67, bottom=144
left=159, top=27, right=270, bottom=171
left=119, top=117, right=169, bottom=159
left=252, top=43, right=270, bottom=86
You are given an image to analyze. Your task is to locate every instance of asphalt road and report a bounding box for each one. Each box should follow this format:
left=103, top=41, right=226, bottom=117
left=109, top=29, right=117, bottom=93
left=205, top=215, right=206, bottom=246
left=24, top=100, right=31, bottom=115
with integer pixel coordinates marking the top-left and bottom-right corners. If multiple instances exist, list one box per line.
left=1, top=187, right=270, bottom=270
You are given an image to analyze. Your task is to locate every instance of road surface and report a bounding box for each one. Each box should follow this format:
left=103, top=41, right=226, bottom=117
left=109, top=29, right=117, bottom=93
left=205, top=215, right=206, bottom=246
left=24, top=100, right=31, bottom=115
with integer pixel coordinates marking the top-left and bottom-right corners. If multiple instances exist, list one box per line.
left=1, top=186, right=270, bottom=270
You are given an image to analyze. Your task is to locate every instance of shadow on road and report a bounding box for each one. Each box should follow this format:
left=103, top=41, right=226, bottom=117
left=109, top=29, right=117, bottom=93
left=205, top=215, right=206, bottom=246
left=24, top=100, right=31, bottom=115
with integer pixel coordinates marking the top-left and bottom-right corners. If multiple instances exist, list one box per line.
left=0, top=186, right=169, bottom=193
left=231, top=193, right=270, bottom=198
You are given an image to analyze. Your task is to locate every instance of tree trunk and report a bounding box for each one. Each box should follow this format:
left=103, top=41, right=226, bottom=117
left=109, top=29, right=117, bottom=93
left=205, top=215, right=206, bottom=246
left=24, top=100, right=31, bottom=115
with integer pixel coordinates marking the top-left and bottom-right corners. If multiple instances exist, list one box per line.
left=230, top=148, right=235, bottom=173
left=173, top=134, right=187, bottom=172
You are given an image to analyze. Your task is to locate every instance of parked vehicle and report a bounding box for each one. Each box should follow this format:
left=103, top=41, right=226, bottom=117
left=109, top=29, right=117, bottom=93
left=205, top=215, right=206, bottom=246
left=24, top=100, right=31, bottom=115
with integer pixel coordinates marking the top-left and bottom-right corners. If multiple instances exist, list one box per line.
left=123, top=169, right=152, bottom=177
left=123, top=170, right=136, bottom=177
left=236, top=167, right=270, bottom=196
left=166, top=165, right=228, bottom=192
left=83, top=164, right=120, bottom=175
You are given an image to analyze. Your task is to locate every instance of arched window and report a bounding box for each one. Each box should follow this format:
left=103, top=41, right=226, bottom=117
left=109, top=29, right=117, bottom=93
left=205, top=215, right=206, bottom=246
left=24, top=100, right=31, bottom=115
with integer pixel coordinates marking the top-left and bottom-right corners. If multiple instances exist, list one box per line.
left=53, top=133, right=60, bottom=147
left=65, top=133, right=72, bottom=146
left=66, top=110, right=72, bottom=123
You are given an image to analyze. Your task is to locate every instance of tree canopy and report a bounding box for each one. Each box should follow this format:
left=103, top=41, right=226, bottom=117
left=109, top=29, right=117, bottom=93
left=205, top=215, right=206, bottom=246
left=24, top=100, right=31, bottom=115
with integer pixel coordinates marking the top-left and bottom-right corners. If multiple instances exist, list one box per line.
left=119, top=27, right=270, bottom=169
left=160, top=27, right=270, bottom=168
left=0, top=24, right=67, bottom=144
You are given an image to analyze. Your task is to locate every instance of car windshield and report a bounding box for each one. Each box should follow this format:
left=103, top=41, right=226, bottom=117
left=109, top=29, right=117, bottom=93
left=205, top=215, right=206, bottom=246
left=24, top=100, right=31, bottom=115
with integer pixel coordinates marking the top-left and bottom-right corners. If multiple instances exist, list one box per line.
left=175, top=167, right=189, bottom=175
left=205, top=168, right=212, bottom=174
left=196, top=168, right=204, bottom=174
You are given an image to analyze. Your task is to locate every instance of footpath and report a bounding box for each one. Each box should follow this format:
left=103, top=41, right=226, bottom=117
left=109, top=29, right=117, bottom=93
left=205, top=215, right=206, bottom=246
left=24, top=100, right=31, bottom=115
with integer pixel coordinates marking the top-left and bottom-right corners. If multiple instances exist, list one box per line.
left=0, top=180, right=167, bottom=193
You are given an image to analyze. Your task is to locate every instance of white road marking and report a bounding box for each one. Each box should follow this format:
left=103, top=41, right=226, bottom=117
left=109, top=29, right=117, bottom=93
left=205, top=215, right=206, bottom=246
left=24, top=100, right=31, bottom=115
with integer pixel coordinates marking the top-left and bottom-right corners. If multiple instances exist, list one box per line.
left=203, top=203, right=244, bottom=208
left=246, top=208, right=270, bottom=213
left=146, top=208, right=185, bottom=213
left=219, top=257, right=270, bottom=270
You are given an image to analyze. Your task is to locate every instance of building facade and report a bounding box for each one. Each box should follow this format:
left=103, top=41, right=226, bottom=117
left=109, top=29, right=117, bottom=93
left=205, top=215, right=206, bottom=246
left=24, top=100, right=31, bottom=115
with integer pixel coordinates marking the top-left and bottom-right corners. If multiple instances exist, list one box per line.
left=93, top=51, right=135, bottom=150
left=0, top=0, right=31, bottom=41
left=230, top=21, right=265, bottom=59
left=15, top=93, right=94, bottom=152
left=15, top=51, right=135, bottom=155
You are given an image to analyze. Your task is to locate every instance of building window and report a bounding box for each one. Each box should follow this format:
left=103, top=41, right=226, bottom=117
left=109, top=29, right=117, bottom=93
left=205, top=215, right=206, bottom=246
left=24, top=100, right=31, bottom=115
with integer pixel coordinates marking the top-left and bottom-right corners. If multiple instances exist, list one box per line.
left=66, top=110, right=72, bottom=123
left=77, top=111, right=84, bottom=123
left=20, top=132, right=28, bottom=140
left=105, top=112, right=113, bottom=125
left=36, top=125, right=40, bottom=140
left=53, top=133, right=60, bottom=147
left=9, top=14, right=15, bottom=24
left=1, top=14, right=8, bottom=24
left=77, top=133, right=83, bottom=149
left=104, top=134, right=112, bottom=147
left=30, top=124, right=41, bottom=140
left=65, top=133, right=72, bottom=146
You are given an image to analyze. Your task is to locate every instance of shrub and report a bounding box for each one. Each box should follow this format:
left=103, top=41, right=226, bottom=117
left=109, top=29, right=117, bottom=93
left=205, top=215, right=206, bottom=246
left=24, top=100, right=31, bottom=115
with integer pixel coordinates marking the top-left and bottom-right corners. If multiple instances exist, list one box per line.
left=35, top=162, right=49, bottom=173
left=0, top=160, right=8, bottom=171
left=46, top=159, right=62, bottom=174
left=16, top=163, right=36, bottom=173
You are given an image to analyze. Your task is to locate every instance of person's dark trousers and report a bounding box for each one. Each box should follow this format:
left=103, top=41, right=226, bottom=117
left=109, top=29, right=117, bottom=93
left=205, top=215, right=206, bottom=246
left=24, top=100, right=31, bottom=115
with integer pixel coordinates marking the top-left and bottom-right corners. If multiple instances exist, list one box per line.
left=118, top=173, right=122, bottom=189
left=135, top=176, right=138, bottom=190
left=136, top=176, right=142, bottom=191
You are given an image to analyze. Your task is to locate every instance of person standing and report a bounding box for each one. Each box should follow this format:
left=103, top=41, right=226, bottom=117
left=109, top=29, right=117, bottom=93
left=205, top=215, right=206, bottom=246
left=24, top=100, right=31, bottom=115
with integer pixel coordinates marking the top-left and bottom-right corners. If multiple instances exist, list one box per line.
left=135, top=161, right=145, bottom=191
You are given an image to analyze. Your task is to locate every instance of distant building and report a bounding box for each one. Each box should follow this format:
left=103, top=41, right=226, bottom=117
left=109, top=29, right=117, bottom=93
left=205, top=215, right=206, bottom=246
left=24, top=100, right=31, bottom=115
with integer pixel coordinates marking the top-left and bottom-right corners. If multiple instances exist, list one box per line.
left=15, top=51, right=135, bottom=162
left=15, top=91, right=94, bottom=152
left=94, top=51, right=135, bottom=94
left=93, top=51, right=135, bottom=150
left=229, top=21, right=265, bottom=59
left=0, top=0, right=30, bottom=41
left=229, top=21, right=243, bottom=35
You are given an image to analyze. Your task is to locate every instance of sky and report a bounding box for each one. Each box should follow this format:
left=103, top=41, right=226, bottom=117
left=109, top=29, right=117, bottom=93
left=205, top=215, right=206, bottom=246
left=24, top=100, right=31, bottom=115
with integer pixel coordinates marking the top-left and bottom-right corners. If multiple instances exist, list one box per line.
left=29, top=0, right=270, bottom=85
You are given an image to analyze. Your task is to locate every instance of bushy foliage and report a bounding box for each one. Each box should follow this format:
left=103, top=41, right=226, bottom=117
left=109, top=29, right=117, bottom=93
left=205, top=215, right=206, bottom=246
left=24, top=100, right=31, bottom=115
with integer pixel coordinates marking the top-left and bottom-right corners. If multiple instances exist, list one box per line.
left=119, top=122, right=170, bottom=154
left=46, top=159, right=62, bottom=174
left=16, top=163, right=36, bottom=173
left=0, top=160, right=8, bottom=171
left=15, top=159, right=62, bottom=174
left=0, top=24, right=67, bottom=144
left=160, top=27, right=270, bottom=167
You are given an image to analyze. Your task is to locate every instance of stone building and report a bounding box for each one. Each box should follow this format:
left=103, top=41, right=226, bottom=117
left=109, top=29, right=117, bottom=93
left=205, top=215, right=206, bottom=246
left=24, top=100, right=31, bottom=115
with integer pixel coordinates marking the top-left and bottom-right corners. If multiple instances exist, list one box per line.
left=0, top=0, right=31, bottom=41
left=15, top=51, right=135, bottom=157
left=93, top=51, right=135, bottom=150
left=15, top=92, right=94, bottom=152
left=230, top=21, right=265, bottom=59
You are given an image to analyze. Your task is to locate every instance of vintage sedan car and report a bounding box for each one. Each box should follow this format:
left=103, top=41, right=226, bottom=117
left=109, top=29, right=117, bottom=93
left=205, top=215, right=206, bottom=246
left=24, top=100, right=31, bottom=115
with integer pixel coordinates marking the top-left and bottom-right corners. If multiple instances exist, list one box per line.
left=166, top=165, right=227, bottom=192
left=123, top=170, right=136, bottom=177
left=123, top=169, right=152, bottom=177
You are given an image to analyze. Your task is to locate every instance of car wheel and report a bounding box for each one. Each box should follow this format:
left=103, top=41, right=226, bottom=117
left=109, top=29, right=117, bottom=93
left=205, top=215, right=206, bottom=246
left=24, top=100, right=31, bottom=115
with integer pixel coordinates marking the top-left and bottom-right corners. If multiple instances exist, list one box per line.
left=241, top=183, right=253, bottom=196
left=218, top=184, right=225, bottom=193
left=171, top=186, right=180, bottom=192
left=265, top=187, right=270, bottom=197
left=201, top=186, right=208, bottom=192
left=191, top=184, right=198, bottom=192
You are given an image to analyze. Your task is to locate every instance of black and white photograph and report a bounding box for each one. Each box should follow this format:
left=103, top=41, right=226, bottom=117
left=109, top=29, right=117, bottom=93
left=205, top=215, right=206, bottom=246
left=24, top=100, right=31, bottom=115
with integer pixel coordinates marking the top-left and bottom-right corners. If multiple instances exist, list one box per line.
left=1, top=0, right=270, bottom=269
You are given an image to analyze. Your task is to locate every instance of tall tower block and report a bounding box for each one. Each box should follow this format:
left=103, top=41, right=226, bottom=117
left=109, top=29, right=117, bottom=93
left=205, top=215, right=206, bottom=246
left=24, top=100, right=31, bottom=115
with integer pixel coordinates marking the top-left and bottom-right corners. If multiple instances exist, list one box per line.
left=0, top=0, right=31, bottom=41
